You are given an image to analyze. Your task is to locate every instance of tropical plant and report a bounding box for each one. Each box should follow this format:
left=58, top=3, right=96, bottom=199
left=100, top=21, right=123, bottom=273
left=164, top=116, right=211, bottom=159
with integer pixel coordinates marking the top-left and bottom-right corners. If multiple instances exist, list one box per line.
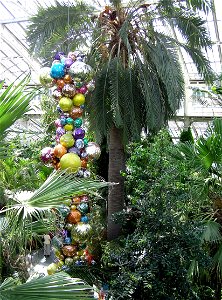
left=99, top=130, right=213, bottom=299
left=0, top=272, right=94, bottom=299
left=174, top=118, right=222, bottom=299
left=26, top=0, right=215, bottom=240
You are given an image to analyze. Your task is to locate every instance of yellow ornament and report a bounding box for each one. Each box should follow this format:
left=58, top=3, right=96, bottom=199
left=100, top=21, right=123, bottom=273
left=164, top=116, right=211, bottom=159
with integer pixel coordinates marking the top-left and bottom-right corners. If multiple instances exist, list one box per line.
left=59, top=97, right=73, bottom=112
left=73, top=93, right=85, bottom=106
left=60, top=153, right=81, bottom=173
left=64, top=124, right=74, bottom=131
left=60, top=133, right=74, bottom=148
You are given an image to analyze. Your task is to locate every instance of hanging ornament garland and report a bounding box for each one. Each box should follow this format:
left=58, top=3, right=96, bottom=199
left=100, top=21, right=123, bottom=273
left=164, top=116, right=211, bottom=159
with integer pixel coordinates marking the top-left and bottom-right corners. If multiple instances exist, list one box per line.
left=39, top=50, right=101, bottom=274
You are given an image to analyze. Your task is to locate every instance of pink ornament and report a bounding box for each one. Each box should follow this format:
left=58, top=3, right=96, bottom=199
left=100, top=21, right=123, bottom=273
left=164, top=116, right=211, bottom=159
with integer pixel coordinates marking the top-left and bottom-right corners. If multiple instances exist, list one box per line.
left=79, top=85, right=87, bottom=94
left=55, top=119, right=62, bottom=127
left=41, top=147, right=53, bottom=163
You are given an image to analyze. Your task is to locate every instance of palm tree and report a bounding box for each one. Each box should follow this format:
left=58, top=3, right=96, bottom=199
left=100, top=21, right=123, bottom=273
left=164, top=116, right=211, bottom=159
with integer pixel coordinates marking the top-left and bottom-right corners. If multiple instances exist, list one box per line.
left=27, top=0, right=215, bottom=240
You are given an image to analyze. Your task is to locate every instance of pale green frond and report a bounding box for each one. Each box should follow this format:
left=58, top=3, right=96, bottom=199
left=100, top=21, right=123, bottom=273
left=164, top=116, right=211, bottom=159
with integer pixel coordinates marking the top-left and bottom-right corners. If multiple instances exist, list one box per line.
left=213, top=243, right=222, bottom=276
left=201, top=220, right=222, bottom=243
left=0, top=170, right=110, bottom=220
left=0, top=272, right=94, bottom=300
left=188, top=259, right=200, bottom=279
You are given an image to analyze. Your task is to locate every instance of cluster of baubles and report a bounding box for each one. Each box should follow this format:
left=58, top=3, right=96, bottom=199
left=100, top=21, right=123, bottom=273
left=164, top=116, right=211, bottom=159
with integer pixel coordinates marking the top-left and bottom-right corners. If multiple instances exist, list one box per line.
left=39, top=51, right=101, bottom=274
left=40, top=50, right=101, bottom=176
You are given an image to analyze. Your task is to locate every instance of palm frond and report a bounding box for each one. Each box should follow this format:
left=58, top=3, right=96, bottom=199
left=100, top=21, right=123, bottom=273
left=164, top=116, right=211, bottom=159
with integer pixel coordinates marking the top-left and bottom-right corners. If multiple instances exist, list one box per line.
left=0, top=272, right=94, bottom=299
left=201, top=220, right=222, bottom=243
left=27, top=2, right=94, bottom=60
left=0, top=75, right=36, bottom=138
left=1, top=170, right=110, bottom=219
left=213, top=243, right=222, bottom=276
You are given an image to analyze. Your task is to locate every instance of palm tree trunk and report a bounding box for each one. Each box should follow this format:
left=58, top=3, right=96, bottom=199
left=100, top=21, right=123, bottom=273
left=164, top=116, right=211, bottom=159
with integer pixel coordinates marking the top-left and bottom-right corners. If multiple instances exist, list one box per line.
left=107, top=125, right=125, bottom=240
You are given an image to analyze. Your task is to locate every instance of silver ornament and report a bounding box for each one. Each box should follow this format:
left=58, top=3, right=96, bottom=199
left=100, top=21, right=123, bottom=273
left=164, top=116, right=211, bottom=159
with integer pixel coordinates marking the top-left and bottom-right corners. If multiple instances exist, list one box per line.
left=68, top=61, right=94, bottom=82
left=62, top=84, right=76, bottom=98
left=85, top=142, right=101, bottom=160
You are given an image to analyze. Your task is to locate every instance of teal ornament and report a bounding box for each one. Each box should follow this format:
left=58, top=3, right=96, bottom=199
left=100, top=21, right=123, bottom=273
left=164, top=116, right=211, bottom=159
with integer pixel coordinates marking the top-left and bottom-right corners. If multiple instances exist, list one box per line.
left=64, top=237, right=72, bottom=244
left=50, top=63, right=65, bottom=79
left=77, top=203, right=89, bottom=214
left=60, top=118, right=66, bottom=126
left=74, top=118, right=82, bottom=128
left=57, top=205, right=70, bottom=218
left=52, top=236, right=63, bottom=249
left=83, top=137, right=88, bottom=146
left=66, top=117, right=74, bottom=125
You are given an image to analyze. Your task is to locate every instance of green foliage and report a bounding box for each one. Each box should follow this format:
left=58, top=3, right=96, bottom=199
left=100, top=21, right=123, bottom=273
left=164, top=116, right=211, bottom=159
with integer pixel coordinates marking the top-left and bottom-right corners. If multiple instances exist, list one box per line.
left=180, top=126, right=194, bottom=143
left=100, top=130, right=213, bottom=299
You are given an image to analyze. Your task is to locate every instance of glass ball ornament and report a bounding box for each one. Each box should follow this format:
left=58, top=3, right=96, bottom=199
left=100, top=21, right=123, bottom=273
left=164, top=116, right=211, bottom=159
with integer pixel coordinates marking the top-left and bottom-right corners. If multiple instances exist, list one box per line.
left=53, top=144, right=67, bottom=158
left=54, top=51, right=65, bottom=60
left=52, top=236, right=63, bottom=249
left=70, top=106, right=83, bottom=119
left=64, top=237, right=72, bottom=244
left=68, top=51, right=77, bottom=61
left=59, top=97, right=73, bottom=112
left=68, top=146, right=80, bottom=155
left=60, top=133, right=74, bottom=148
left=40, top=147, right=53, bottom=163
left=85, top=142, right=101, bottom=160
left=71, top=223, right=91, bottom=241
left=55, top=119, right=62, bottom=127
left=74, top=118, right=82, bottom=128
left=56, top=79, right=65, bottom=89
left=52, top=89, right=62, bottom=101
left=60, top=153, right=81, bottom=173
left=83, top=170, right=91, bottom=178
left=60, top=117, right=66, bottom=126
left=77, top=203, right=89, bottom=214
left=57, top=205, right=70, bottom=218
left=67, top=210, right=82, bottom=224
left=83, top=137, right=88, bottom=146
left=68, top=61, right=94, bottom=81
left=62, top=84, right=76, bottom=98
left=81, top=215, right=89, bottom=223
left=39, top=67, right=54, bottom=87
left=64, top=124, right=73, bottom=131
left=63, top=74, right=73, bottom=84
left=56, top=127, right=65, bottom=136
left=50, top=62, right=65, bottom=79
left=47, top=263, right=58, bottom=275
left=80, top=195, right=89, bottom=202
left=64, top=57, right=74, bottom=68
left=72, top=196, right=81, bottom=204
left=75, top=139, right=85, bottom=150
left=65, top=257, right=74, bottom=265
left=66, top=117, right=74, bottom=125
left=62, top=245, right=77, bottom=257
left=73, top=127, right=85, bottom=140
left=73, top=93, right=85, bottom=107
left=86, top=80, right=95, bottom=92
left=80, top=151, right=88, bottom=159
left=79, top=85, right=87, bottom=94
left=81, top=159, right=88, bottom=169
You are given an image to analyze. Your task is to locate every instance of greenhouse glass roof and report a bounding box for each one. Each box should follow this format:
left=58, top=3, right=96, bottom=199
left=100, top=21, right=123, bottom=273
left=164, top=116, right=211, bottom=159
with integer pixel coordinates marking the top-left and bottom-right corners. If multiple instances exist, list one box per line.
left=0, top=0, right=221, bottom=85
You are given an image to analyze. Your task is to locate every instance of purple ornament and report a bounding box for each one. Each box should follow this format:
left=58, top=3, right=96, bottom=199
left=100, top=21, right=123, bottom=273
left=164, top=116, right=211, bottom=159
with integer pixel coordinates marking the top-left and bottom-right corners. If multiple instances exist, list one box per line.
left=79, top=85, right=87, bottom=94
left=68, top=146, right=80, bottom=155
left=73, top=128, right=85, bottom=140
left=55, top=119, right=62, bottom=127
left=54, top=51, right=65, bottom=60
left=64, top=58, right=74, bottom=68
left=75, top=139, right=85, bottom=149
left=56, top=127, right=65, bottom=136
left=56, top=136, right=60, bottom=144
left=40, top=147, right=53, bottom=163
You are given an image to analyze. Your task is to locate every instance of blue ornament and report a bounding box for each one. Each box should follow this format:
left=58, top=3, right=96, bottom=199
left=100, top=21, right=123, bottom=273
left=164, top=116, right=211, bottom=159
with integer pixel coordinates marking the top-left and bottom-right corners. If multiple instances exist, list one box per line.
left=64, top=237, right=72, bottom=244
left=60, top=118, right=66, bottom=126
left=50, top=63, right=65, bottom=79
left=81, top=216, right=89, bottom=223
left=75, top=139, right=85, bottom=149
left=57, top=205, right=70, bottom=218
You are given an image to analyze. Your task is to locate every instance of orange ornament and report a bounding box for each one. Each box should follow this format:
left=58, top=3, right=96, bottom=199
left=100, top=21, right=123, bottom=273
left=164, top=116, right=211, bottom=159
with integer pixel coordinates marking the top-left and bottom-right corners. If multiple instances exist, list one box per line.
left=72, top=196, right=81, bottom=204
left=67, top=210, right=81, bottom=224
left=56, top=79, right=65, bottom=89
left=62, top=245, right=77, bottom=257
left=70, top=106, right=83, bottom=119
left=53, top=144, right=67, bottom=158
left=81, top=159, right=88, bottom=169
left=64, top=74, right=73, bottom=84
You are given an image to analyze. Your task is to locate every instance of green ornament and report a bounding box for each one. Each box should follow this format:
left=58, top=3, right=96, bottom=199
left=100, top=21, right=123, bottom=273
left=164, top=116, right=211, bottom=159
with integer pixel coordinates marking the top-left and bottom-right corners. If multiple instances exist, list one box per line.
left=74, top=118, right=83, bottom=128
left=66, top=117, right=74, bottom=125
left=83, top=137, right=88, bottom=146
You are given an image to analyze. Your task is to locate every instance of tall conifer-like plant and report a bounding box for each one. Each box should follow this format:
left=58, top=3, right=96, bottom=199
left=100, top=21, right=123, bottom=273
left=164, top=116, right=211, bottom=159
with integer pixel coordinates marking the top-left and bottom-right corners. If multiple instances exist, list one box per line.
left=27, top=0, right=215, bottom=239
